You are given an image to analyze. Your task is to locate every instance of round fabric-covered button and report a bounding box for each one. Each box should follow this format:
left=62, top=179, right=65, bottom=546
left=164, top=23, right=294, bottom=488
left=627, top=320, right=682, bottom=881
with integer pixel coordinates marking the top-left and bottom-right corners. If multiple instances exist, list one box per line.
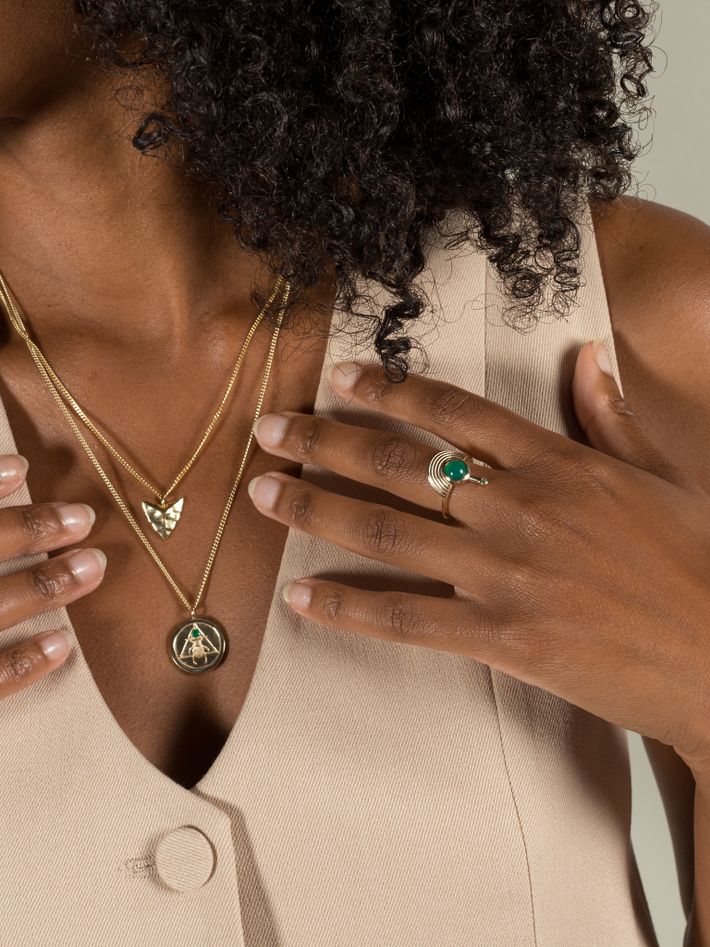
left=155, top=826, right=216, bottom=891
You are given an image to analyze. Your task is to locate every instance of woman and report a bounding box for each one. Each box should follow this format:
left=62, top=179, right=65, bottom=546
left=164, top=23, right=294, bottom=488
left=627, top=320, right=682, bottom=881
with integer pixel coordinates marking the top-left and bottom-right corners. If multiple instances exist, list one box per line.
left=0, top=1, right=707, bottom=944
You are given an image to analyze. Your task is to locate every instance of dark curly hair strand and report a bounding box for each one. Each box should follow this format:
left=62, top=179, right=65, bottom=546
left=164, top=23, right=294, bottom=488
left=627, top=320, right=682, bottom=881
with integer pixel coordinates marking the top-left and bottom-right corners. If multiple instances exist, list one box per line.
left=74, top=0, right=656, bottom=380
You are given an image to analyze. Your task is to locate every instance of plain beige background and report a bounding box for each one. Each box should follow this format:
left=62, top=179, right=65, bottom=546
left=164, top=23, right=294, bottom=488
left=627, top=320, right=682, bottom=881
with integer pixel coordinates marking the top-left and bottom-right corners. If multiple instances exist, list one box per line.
left=625, top=1, right=710, bottom=943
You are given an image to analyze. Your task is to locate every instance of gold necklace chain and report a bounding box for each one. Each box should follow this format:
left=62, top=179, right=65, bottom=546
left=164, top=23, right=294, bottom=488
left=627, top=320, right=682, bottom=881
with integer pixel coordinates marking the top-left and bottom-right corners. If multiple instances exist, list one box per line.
left=0, top=272, right=286, bottom=506
left=0, top=272, right=290, bottom=619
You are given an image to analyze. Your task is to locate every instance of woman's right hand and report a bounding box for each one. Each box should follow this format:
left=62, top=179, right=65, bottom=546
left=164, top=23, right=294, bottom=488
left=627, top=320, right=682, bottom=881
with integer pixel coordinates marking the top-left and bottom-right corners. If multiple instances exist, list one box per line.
left=0, top=453, right=106, bottom=699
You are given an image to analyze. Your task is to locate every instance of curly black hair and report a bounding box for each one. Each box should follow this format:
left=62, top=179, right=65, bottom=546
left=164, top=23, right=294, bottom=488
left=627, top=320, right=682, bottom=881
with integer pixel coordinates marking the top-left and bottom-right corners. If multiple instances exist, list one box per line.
left=74, top=0, right=655, bottom=380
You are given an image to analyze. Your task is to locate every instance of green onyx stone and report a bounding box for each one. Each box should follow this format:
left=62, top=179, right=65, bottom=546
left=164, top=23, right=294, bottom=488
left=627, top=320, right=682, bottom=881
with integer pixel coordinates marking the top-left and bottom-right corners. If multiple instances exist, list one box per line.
left=191, top=628, right=201, bottom=638
left=443, top=458, right=469, bottom=482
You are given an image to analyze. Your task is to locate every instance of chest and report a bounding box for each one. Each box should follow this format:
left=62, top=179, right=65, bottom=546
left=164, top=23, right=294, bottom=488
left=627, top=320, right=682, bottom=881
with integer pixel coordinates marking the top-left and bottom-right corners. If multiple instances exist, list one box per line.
left=0, top=316, right=331, bottom=788
left=0, top=223, right=662, bottom=946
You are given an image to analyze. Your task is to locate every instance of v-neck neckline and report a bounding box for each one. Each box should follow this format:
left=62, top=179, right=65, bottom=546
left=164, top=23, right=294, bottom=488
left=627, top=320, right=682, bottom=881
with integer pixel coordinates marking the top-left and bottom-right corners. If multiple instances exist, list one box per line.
left=0, top=272, right=389, bottom=799
left=0, top=213, right=481, bottom=801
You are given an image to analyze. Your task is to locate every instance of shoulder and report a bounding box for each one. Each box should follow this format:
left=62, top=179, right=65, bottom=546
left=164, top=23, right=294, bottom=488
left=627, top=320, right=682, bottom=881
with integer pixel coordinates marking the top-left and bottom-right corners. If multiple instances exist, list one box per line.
left=591, top=194, right=707, bottom=917
left=589, top=195, right=710, bottom=482
left=591, top=194, right=710, bottom=317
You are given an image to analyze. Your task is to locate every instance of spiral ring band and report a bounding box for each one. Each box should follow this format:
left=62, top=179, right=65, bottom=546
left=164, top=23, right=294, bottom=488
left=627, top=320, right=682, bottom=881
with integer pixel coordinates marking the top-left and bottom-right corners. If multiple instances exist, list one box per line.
left=427, top=449, right=489, bottom=519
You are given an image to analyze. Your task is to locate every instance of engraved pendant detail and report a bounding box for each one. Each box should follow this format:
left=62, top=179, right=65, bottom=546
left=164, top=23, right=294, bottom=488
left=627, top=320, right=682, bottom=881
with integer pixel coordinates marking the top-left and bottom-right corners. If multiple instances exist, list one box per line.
left=142, top=497, right=185, bottom=540
left=170, top=619, right=227, bottom=673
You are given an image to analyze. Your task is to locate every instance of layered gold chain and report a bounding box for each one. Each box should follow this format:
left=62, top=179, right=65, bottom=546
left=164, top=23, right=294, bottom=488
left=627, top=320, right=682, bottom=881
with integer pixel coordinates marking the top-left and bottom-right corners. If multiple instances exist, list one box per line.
left=0, top=272, right=286, bottom=506
left=0, top=270, right=290, bottom=617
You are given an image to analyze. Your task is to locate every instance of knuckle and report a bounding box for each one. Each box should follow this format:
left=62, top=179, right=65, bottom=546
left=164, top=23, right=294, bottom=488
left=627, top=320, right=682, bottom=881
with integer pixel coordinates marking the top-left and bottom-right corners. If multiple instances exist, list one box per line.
left=290, top=417, right=323, bottom=459
left=359, top=507, right=409, bottom=556
left=19, top=506, right=61, bottom=546
left=360, top=374, right=393, bottom=406
left=452, top=596, right=518, bottom=652
left=376, top=596, right=420, bottom=639
left=285, top=488, right=314, bottom=526
left=0, top=644, right=42, bottom=686
left=606, top=394, right=636, bottom=419
left=319, top=588, right=345, bottom=622
left=474, top=617, right=517, bottom=649
left=479, top=618, right=542, bottom=663
left=370, top=435, right=418, bottom=481
left=463, top=594, right=542, bottom=662
left=425, top=384, right=474, bottom=426
left=29, top=563, right=74, bottom=602
left=458, top=586, right=555, bottom=670
left=473, top=593, right=561, bottom=671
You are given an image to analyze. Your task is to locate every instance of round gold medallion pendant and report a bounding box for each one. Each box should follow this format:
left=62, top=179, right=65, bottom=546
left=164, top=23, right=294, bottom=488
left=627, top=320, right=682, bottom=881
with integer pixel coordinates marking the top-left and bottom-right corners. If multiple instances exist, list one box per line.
left=170, top=618, right=227, bottom=674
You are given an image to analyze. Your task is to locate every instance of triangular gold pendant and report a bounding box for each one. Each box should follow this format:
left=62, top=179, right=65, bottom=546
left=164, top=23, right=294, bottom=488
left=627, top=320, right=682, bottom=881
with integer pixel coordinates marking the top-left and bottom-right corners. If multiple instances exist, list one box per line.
left=141, top=497, right=185, bottom=540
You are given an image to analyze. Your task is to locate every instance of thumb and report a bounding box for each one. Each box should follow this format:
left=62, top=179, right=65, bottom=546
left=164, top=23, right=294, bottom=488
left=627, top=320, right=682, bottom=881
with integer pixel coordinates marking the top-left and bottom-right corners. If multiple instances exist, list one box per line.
left=572, top=339, right=681, bottom=482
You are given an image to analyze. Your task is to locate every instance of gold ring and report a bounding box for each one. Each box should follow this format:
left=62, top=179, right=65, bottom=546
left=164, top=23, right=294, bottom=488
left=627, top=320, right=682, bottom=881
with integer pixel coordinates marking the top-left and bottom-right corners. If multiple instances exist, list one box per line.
left=427, top=449, right=489, bottom=519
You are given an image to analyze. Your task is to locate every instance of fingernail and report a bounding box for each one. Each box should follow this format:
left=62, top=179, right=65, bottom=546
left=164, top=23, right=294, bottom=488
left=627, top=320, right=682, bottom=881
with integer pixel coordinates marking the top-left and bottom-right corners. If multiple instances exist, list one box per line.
left=247, top=474, right=282, bottom=511
left=56, top=503, right=96, bottom=532
left=328, top=361, right=363, bottom=392
left=253, top=413, right=289, bottom=447
left=66, top=548, right=107, bottom=582
left=37, top=629, right=71, bottom=662
left=591, top=339, right=614, bottom=377
left=0, top=454, right=29, bottom=483
left=282, top=581, right=313, bottom=609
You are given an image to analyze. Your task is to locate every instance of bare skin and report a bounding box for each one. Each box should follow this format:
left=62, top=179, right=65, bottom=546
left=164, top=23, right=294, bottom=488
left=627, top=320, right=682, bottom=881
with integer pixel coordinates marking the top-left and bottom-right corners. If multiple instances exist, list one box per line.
left=0, top=1, right=337, bottom=789
left=591, top=196, right=710, bottom=935
left=0, top=4, right=708, bottom=940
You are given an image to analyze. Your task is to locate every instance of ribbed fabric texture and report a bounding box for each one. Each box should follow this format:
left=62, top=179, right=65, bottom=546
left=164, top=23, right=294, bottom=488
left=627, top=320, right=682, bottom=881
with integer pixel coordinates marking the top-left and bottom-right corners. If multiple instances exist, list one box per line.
left=0, top=201, right=658, bottom=946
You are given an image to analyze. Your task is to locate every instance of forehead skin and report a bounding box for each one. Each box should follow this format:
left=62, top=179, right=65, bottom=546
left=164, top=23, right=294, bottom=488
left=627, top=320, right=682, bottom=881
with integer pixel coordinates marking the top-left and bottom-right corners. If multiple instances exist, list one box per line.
left=0, top=0, right=85, bottom=117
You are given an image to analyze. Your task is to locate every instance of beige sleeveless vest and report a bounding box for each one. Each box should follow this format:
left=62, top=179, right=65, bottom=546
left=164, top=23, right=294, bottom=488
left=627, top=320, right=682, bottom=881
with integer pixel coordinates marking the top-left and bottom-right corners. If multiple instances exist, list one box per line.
left=0, top=200, right=658, bottom=947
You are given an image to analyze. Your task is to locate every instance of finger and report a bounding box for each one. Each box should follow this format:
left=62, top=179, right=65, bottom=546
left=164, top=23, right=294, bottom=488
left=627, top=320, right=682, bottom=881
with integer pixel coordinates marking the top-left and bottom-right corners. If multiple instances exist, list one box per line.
left=247, top=471, right=499, bottom=592
left=0, top=502, right=95, bottom=560
left=252, top=410, right=498, bottom=521
left=0, top=547, right=106, bottom=631
left=327, top=361, right=565, bottom=470
left=572, top=340, right=682, bottom=482
left=280, top=577, right=511, bottom=664
left=0, top=629, right=71, bottom=700
left=0, top=454, right=29, bottom=500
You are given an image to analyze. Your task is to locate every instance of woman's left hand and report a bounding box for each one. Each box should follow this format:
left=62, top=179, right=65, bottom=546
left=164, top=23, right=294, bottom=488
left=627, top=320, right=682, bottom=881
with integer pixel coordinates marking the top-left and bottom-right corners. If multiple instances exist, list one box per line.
left=249, top=340, right=710, bottom=778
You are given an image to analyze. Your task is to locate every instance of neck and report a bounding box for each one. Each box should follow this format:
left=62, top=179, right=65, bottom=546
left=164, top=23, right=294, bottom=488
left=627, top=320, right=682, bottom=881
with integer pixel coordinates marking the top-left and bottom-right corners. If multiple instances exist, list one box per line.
left=0, top=63, right=280, bottom=345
